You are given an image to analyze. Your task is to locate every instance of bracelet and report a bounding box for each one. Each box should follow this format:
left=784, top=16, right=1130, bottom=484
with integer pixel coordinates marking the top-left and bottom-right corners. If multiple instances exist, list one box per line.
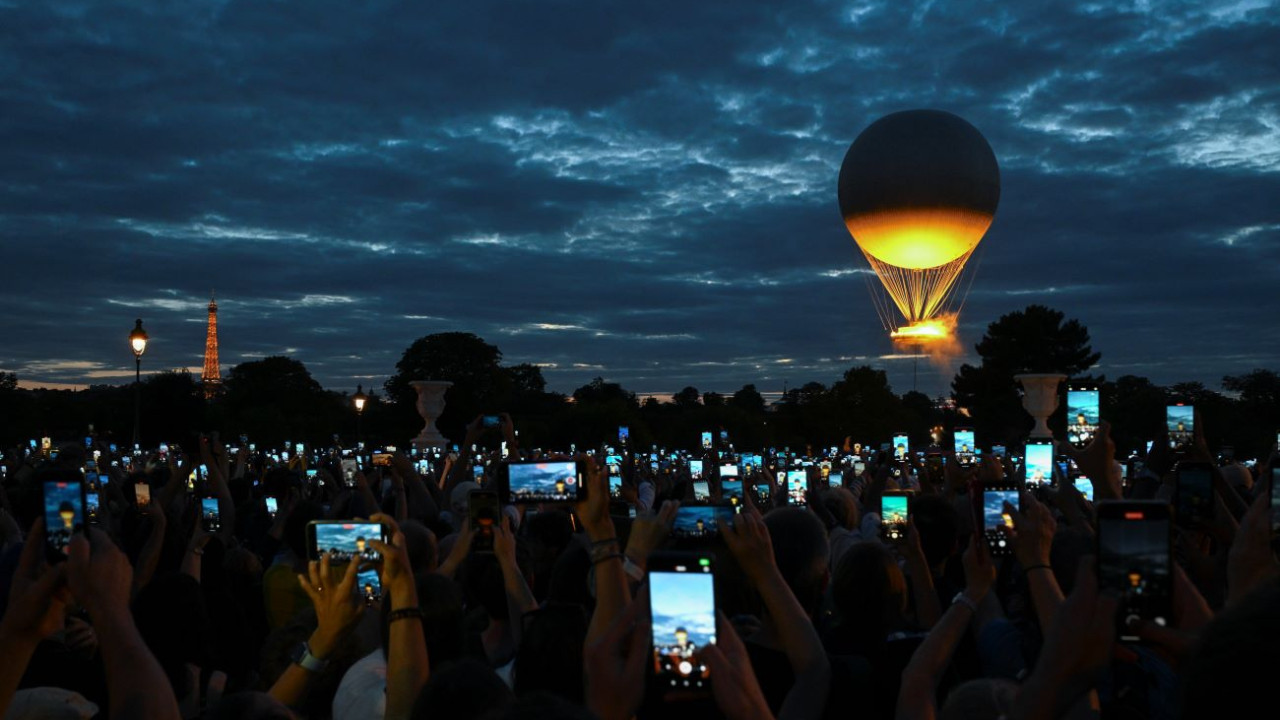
left=622, top=555, right=645, bottom=582
left=592, top=552, right=624, bottom=567
left=1024, top=564, right=1053, bottom=574
left=189, top=547, right=204, bottom=556
left=589, top=543, right=620, bottom=564
left=388, top=607, right=425, bottom=623
left=590, top=537, right=619, bottom=548
left=951, top=591, right=979, bottom=614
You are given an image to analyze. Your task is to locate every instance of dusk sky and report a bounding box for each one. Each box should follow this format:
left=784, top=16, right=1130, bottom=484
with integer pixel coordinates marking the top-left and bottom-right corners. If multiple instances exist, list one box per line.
left=2, top=1, right=1277, bottom=398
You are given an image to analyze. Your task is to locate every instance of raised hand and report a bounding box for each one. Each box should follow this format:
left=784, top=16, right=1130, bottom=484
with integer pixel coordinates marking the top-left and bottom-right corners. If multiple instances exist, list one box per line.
left=368, top=514, right=414, bottom=599
left=0, top=519, right=71, bottom=645
left=701, top=610, right=774, bottom=720
left=625, top=500, right=678, bottom=572
left=722, top=507, right=775, bottom=584
left=961, top=534, right=996, bottom=603
left=67, top=527, right=134, bottom=622
left=1227, top=492, right=1280, bottom=605
left=1063, top=421, right=1120, bottom=500
left=584, top=588, right=651, bottom=720
left=574, top=455, right=612, bottom=541
left=1006, top=491, right=1057, bottom=568
left=1012, top=557, right=1118, bottom=719
left=296, top=552, right=365, bottom=658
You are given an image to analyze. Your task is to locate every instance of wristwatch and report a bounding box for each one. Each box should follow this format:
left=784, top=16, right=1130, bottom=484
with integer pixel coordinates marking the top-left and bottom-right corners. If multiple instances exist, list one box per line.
left=290, top=641, right=329, bottom=672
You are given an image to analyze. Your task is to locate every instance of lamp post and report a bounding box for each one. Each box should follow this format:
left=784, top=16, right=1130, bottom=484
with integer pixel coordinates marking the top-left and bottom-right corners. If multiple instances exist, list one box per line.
left=129, top=319, right=148, bottom=447
left=353, top=385, right=367, bottom=443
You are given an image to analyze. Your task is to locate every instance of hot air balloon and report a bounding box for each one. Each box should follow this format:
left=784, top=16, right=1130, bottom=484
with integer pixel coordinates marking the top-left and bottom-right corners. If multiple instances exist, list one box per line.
left=838, top=110, right=1000, bottom=340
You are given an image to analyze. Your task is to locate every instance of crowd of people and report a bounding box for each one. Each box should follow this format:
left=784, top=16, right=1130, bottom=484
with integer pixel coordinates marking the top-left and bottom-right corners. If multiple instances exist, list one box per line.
left=0, top=411, right=1277, bottom=720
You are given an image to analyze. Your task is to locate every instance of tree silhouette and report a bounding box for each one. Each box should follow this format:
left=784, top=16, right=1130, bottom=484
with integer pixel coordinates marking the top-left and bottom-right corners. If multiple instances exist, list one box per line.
left=952, top=305, right=1100, bottom=445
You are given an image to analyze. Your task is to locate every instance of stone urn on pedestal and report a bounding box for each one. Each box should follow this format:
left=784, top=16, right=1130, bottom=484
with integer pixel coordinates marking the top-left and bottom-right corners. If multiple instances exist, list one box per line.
left=409, top=380, right=453, bottom=451
left=1014, top=373, right=1066, bottom=439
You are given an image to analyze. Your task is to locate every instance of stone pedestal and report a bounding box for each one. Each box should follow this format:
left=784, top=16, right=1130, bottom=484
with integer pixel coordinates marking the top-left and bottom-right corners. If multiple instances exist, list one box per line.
left=1015, top=373, right=1066, bottom=439
left=409, top=380, right=453, bottom=450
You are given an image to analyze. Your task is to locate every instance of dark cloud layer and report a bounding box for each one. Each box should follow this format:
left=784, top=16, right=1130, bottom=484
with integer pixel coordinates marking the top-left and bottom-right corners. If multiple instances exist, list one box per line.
left=1, top=0, right=1277, bottom=396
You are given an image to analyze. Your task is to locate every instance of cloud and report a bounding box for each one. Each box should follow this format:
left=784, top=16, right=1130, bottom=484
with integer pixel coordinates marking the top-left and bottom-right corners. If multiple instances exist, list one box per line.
left=0, top=0, right=1276, bottom=399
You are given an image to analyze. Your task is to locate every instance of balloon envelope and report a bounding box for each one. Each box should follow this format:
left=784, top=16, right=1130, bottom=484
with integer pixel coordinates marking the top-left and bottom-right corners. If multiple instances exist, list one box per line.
left=838, top=110, right=1000, bottom=270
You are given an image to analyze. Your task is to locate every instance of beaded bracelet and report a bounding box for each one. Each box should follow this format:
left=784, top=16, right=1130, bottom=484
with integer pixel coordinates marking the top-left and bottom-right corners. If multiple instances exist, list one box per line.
left=388, top=607, right=425, bottom=624
left=592, top=552, right=624, bottom=567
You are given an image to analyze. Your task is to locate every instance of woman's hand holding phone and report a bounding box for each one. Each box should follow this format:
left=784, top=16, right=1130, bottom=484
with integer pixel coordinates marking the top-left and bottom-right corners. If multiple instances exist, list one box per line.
left=295, top=551, right=364, bottom=659
left=0, top=519, right=70, bottom=648
left=368, top=514, right=414, bottom=606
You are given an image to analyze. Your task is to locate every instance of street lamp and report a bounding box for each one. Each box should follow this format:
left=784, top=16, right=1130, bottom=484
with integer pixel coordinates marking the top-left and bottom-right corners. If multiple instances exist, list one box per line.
left=353, top=385, right=367, bottom=442
left=129, top=319, right=148, bottom=446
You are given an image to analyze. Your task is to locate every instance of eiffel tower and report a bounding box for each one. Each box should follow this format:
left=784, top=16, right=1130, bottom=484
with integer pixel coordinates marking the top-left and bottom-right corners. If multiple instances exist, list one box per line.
left=202, top=291, right=222, bottom=398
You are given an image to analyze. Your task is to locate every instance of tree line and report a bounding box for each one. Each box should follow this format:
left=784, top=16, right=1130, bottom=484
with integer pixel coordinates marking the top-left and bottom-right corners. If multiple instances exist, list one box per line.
left=0, top=306, right=1275, bottom=458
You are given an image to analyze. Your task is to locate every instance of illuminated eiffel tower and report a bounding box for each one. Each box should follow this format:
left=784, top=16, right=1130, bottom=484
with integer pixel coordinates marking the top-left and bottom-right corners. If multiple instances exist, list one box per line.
left=202, top=291, right=222, bottom=398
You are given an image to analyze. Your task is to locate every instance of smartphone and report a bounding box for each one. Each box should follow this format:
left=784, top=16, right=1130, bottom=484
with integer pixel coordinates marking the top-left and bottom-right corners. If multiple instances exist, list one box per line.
left=755, top=483, right=771, bottom=503
left=505, top=460, right=585, bottom=503
left=893, top=433, right=909, bottom=460
left=266, top=496, right=279, bottom=517
left=785, top=470, right=807, bottom=505
left=1024, top=440, right=1054, bottom=486
left=618, top=426, right=630, bottom=444
left=307, top=520, right=387, bottom=562
left=700, top=432, right=712, bottom=450
left=982, top=486, right=1020, bottom=555
left=356, top=567, right=382, bottom=605
left=881, top=492, right=909, bottom=542
left=954, top=428, right=976, bottom=465
left=371, top=453, right=392, bottom=467
left=1173, top=462, right=1214, bottom=526
left=86, top=491, right=100, bottom=523
left=1074, top=476, right=1095, bottom=502
left=200, top=497, right=221, bottom=533
left=135, top=482, right=152, bottom=509
left=829, top=471, right=844, bottom=488
left=1167, top=404, right=1194, bottom=451
left=720, top=480, right=743, bottom=506
left=1097, top=501, right=1172, bottom=642
left=1067, top=385, right=1100, bottom=449
left=718, top=464, right=738, bottom=479
left=294, top=442, right=304, bottom=455
left=482, top=415, right=501, bottom=429
left=671, top=506, right=734, bottom=539
left=469, top=489, right=501, bottom=553
left=44, top=479, right=86, bottom=558
left=472, top=465, right=485, bottom=482
left=689, top=459, right=704, bottom=480
left=692, top=480, right=710, bottom=502
left=648, top=552, right=715, bottom=698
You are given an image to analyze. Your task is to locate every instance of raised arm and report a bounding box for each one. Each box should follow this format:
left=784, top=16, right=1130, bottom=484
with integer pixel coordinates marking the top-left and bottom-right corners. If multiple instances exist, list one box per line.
left=0, top=520, right=70, bottom=719
left=370, top=514, right=429, bottom=720
left=579, top=457, right=630, bottom=647
left=268, top=553, right=365, bottom=710
left=1007, top=492, right=1065, bottom=631
left=722, top=508, right=829, bottom=720
left=896, top=538, right=995, bottom=720
left=493, top=516, right=537, bottom=644
left=69, top=528, right=181, bottom=720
